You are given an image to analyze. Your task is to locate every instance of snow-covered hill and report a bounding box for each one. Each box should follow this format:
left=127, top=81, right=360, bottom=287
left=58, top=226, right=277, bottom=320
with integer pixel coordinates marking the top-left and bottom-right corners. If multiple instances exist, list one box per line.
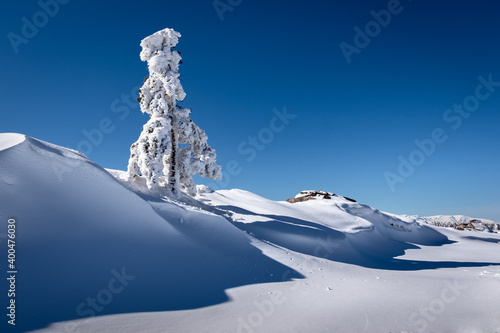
left=1, top=133, right=499, bottom=333
left=0, top=134, right=299, bottom=332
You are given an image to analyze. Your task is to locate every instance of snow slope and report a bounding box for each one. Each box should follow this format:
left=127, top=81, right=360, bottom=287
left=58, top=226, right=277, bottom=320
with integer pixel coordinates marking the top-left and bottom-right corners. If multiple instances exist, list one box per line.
left=1, top=133, right=499, bottom=333
left=0, top=134, right=299, bottom=333
left=196, top=188, right=500, bottom=269
left=0, top=133, right=25, bottom=151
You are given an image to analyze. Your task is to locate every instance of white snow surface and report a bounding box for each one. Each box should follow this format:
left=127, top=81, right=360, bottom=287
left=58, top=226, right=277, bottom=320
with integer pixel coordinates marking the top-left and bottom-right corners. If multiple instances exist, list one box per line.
left=1, top=134, right=499, bottom=333
left=0, top=133, right=25, bottom=151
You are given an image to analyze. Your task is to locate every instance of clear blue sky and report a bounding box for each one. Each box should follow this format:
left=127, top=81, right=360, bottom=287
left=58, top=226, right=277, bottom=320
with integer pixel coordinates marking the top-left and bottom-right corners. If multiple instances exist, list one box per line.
left=1, top=0, right=499, bottom=220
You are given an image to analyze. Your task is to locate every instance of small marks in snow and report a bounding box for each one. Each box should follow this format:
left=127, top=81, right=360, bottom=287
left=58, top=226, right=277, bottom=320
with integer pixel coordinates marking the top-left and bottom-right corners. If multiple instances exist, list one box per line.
left=480, top=270, right=500, bottom=278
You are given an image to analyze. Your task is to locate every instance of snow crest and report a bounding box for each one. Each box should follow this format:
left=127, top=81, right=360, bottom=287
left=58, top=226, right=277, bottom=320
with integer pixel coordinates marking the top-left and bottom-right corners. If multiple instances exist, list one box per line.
left=0, top=133, right=25, bottom=151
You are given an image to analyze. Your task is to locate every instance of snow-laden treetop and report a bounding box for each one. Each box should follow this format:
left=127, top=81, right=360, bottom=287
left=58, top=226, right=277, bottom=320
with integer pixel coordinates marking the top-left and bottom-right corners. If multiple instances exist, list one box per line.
left=140, top=28, right=181, bottom=61
left=140, top=28, right=183, bottom=78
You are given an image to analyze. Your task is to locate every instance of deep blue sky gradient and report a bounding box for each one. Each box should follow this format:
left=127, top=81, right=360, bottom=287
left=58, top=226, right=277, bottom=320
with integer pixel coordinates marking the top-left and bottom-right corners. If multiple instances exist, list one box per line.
left=1, top=0, right=499, bottom=220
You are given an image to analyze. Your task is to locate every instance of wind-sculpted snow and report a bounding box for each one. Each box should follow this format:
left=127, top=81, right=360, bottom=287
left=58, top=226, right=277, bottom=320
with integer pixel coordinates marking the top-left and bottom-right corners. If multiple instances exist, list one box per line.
left=1, top=134, right=499, bottom=333
left=197, top=189, right=498, bottom=270
left=0, top=134, right=300, bottom=332
left=0, top=133, right=25, bottom=151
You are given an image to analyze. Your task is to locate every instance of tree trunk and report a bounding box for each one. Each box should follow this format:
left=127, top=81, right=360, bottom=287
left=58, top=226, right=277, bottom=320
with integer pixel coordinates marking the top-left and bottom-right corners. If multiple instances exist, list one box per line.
left=168, top=114, right=180, bottom=198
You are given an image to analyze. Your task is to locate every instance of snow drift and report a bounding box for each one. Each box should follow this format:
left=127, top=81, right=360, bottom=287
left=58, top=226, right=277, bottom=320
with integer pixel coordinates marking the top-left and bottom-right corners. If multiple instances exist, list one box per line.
left=1, top=133, right=499, bottom=333
left=195, top=188, right=498, bottom=270
left=0, top=133, right=299, bottom=332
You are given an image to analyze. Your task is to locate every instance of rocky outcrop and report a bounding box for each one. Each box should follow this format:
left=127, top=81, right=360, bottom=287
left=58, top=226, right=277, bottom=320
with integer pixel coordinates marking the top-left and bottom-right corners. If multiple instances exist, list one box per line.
left=286, top=196, right=317, bottom=203
left=454, top=219, right=494, bottom=232
left=286, top=190, right=356, bottom=203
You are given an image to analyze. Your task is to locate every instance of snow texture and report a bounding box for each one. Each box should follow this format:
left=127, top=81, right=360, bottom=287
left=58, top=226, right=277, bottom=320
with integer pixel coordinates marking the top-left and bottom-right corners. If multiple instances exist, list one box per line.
left=1, top=134, right=499, bottom=333
left=0, top=133, right=25, bottom=151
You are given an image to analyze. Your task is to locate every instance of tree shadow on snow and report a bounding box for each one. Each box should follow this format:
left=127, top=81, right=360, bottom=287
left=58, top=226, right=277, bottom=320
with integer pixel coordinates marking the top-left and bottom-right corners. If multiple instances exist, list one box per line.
left=3, top=196, right=303, bottom=333
left=462, top=236, right=500, bottom=243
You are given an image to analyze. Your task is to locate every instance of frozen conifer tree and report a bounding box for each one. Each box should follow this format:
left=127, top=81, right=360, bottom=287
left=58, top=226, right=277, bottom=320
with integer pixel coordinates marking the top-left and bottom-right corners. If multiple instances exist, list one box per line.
left=175, top=107, right=222, bottom=196
left=127, top=28, right=221, bottom=197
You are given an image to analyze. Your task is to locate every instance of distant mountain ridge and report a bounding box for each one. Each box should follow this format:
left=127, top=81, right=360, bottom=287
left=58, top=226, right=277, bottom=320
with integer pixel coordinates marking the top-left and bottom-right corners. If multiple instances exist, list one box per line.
left=410, top=214, right=500, bottom=232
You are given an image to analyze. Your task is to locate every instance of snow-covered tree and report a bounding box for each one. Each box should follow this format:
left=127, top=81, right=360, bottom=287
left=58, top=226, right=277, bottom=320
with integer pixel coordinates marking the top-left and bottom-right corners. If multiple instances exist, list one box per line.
left=127, top=28, right=221, bottom=197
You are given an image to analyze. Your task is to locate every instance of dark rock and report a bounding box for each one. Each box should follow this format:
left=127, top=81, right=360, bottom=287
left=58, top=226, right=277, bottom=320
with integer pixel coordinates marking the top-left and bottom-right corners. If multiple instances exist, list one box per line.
left=286, top=190, right=356, bottom=204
